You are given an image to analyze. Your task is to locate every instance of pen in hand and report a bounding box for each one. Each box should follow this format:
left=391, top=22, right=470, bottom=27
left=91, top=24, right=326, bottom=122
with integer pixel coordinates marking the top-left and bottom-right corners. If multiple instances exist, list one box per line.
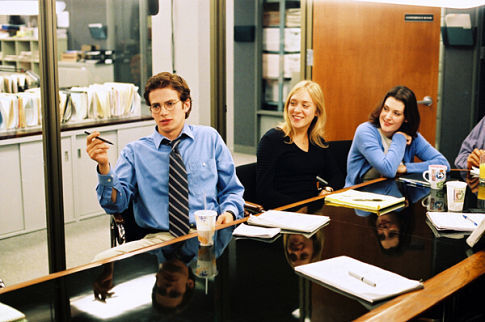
left=348, top=271, right=377, bottom=287
left=316, top=176, right=329, bottom=185
left=352, top=199, right=383, bottom=202
left=84, top=131, right=114, bottom=145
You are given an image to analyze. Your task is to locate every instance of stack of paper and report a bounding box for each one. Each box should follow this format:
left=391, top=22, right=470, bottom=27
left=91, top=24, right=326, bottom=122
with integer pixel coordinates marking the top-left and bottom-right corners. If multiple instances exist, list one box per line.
left=426, top=212, right=485, bottom=232
left=0, top=302, right=26, bottom=321
left=294, top=256, right=423, bottom=303
left=325, top=189, right=406, bottom=212
left=247, top=210, right=330, bottom=233
left=425, top=219, right=467, bottom=239
left=471, top=166, right=479, bottom=177
left=397, top=173, right=430, bottom=187
left=285, top=8, right=301, bottom=27
left=233, top=223, right=280, bottom=239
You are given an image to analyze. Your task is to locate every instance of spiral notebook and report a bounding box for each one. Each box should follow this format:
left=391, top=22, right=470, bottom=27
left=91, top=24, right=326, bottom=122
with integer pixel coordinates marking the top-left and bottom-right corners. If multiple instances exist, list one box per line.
left=426, top=212, right=485, bottom=232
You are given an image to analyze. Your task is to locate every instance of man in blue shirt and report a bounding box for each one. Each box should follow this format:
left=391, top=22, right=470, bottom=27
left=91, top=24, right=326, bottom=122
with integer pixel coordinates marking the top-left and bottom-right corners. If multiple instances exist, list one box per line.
left=86, top=72, right=244, bottom=252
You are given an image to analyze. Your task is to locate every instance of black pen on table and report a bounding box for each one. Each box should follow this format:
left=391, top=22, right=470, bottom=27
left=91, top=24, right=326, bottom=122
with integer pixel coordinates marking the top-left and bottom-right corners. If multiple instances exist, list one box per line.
left=84, top=131, right=114, bottom=145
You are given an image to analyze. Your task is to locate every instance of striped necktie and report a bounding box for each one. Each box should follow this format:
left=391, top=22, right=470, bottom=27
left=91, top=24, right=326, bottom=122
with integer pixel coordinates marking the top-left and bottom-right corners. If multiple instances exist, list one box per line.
left=167, top=137, right=190, bottom=237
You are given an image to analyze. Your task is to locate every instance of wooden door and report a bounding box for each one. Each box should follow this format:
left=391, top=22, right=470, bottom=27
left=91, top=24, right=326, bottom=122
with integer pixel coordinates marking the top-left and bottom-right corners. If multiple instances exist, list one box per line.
left=312, top=0, right=441, bottom=143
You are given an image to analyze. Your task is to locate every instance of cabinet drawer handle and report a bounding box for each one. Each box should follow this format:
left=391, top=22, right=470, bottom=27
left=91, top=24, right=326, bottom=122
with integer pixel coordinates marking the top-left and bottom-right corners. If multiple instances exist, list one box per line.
left=64, top=151, right=69, bottom=162
left=78, top=148, right=81, bottom=158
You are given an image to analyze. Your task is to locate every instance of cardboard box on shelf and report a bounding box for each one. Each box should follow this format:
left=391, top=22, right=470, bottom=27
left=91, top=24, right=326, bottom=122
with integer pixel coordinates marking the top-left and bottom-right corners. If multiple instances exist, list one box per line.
left=61, top=51, right=82, bottom=62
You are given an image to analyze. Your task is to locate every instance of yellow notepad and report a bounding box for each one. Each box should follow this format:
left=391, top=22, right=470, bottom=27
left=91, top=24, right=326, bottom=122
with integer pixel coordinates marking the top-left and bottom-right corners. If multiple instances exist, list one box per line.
left=325, top=189, right=406, bottom=211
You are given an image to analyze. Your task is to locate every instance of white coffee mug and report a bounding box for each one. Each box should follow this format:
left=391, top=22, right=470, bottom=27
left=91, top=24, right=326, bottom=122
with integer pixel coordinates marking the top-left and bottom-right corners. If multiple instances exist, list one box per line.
left=422, top=165, right=447, bottom=189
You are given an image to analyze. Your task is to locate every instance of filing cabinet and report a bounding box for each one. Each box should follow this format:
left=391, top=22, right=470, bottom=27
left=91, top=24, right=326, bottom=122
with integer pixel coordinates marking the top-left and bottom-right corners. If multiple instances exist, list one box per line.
left=0, top=120, right=154, bottom=239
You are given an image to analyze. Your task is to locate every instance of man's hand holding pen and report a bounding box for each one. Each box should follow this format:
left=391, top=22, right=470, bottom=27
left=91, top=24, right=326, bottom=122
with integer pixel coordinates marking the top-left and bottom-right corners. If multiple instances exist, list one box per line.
left=86, top=130, right=111, bottom=175
left=317, top=176, right=334, bottom=196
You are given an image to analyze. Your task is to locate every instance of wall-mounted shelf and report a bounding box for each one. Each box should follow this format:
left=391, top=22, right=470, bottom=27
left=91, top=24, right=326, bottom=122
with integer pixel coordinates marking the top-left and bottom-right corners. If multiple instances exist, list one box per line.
left=0, top=36, right=67, bottom=75
left=259, top=0, right=301, bottom=139
left=233, top=0, right=304, bottom=154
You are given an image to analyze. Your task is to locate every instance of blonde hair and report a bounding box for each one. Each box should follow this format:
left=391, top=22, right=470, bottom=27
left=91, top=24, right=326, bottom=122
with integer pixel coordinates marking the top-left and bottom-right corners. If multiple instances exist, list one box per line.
left=278, top=80, right=327, bottom=148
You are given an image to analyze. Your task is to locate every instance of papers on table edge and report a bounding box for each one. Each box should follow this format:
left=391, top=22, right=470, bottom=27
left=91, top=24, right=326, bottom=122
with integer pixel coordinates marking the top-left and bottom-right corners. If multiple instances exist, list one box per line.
left=247, top=210, right=330, bottom=234
left=325, top=189, right=406, bottom=213
left=426, top=212, right=485, bottom=232
left=233, top=223, right=281, bottom=239
left=470, top=166, right=479, bottom=177
left=0, top=302, right=26, bottom=321
left=397, top=176, right=430, bottom=187
left=425, top=218, right=468, bottom=239
left=294, top=256, right=423, bottom=303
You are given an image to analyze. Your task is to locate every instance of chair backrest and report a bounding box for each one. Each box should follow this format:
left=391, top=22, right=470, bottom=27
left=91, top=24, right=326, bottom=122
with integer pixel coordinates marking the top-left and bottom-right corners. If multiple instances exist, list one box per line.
left=327, top=140, right=352, bottom=178
left=236, top=162, right=258, bottom=203
left=110, top=200, right=156, bottom=247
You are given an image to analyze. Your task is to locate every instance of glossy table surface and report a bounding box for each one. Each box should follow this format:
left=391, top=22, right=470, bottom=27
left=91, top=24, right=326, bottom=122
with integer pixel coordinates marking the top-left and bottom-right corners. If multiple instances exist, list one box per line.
left=1, top=172, right=485, bottom=321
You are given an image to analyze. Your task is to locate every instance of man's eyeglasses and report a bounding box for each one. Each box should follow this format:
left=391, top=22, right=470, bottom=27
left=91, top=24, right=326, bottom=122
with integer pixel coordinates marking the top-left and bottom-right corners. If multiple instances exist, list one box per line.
left=150, top=99, right=180, bottom=113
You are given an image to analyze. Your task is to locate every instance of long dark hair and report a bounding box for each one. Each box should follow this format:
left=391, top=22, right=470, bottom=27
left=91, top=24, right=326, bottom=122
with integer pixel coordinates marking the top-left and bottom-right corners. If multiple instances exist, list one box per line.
left=369, top=86, right=420, bottom=138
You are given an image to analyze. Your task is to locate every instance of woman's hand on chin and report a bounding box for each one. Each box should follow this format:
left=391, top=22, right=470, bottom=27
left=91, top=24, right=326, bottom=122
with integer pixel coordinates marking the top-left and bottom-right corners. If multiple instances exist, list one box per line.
left=395, top=131, right=412, bottom=145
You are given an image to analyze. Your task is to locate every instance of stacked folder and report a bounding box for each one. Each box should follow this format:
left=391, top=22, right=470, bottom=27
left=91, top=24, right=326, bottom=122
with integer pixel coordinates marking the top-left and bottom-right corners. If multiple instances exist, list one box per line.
left=0, top=82, right=141, bottom=131
left=246, top=210, right=330, bottom=238
left=325, top=189, right=406, bottom=214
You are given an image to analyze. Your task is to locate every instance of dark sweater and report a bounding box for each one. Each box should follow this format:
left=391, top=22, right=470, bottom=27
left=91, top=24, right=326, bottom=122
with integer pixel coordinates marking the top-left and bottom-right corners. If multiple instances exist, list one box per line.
left=256, top=128, right=344, bottom=209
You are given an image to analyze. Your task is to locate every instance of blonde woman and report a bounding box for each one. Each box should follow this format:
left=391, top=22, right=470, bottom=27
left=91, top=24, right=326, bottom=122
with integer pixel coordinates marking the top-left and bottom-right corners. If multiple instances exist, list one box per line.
left=256, top=80, right=343, bottom=209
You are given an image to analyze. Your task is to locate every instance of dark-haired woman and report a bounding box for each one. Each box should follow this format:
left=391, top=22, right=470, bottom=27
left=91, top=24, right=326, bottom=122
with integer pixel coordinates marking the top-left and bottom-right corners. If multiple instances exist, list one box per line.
left=345, top=86, right=449, bottom=187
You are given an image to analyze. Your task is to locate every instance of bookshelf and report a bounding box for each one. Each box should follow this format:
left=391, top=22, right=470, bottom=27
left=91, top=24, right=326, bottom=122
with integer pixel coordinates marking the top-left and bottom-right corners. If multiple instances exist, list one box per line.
left=0, top=36, right=67, bottom=75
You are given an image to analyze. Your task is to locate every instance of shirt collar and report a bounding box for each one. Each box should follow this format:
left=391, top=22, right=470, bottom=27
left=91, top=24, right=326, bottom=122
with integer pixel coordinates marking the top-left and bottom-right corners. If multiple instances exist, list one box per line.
left=152, top=123, right=194, bottom=148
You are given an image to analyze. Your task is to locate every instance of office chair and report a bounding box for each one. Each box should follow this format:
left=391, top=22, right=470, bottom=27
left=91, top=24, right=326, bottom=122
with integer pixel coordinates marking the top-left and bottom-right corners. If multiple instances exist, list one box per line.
left=110, top=201, right=153, bottom=247
left=235, top=162, right=265, bottom=216
left=327, top=140, right=352, bottom=178
left=109, top=165, right=265, bottom=247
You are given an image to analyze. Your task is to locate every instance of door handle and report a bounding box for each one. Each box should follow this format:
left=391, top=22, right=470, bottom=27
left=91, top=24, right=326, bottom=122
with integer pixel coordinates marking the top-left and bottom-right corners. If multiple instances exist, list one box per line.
left=417, top=96, right=432, bottom=106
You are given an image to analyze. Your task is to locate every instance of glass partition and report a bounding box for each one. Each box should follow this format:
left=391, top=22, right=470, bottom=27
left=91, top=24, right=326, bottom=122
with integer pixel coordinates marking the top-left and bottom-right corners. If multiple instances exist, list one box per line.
left=0, top=0, right=153, bottom=286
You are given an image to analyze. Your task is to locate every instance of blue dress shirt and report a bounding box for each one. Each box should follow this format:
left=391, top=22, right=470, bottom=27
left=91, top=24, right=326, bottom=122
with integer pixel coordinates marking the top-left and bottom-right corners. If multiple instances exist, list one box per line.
left=345, top=122, right=450, bottom=187
left=97, top=123, right=244, bottom=231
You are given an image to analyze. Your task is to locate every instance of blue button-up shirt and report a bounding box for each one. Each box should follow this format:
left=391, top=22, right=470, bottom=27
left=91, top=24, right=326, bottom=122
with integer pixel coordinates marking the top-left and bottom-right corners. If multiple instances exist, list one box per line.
left=97, top=123, right=244, bottom=230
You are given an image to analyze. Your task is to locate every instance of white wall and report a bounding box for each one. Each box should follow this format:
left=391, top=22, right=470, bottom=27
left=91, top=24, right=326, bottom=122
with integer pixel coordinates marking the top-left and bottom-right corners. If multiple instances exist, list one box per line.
left=151, top=0, right=236, bottom=151
left=151, top=0, right=211, bottom=127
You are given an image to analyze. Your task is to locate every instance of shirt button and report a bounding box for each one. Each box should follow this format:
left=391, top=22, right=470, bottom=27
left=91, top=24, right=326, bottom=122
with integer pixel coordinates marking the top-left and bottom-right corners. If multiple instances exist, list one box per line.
left=107, top=178, right=112, bottom=182
left=202, top=162, right=206, bottom=167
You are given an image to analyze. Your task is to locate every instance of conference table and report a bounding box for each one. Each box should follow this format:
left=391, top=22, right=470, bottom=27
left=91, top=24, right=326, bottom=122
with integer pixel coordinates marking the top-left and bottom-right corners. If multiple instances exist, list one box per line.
left=1, top=171, right=485, bottom=321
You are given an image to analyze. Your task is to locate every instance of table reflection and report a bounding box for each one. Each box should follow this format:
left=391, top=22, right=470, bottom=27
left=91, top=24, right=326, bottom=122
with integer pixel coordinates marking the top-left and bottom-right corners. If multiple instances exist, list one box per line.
left=283, top=230, right=325, bottom=267
left=82, top=226, right=234, bottom=320
left=2, top=174, right=485, bottom=321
